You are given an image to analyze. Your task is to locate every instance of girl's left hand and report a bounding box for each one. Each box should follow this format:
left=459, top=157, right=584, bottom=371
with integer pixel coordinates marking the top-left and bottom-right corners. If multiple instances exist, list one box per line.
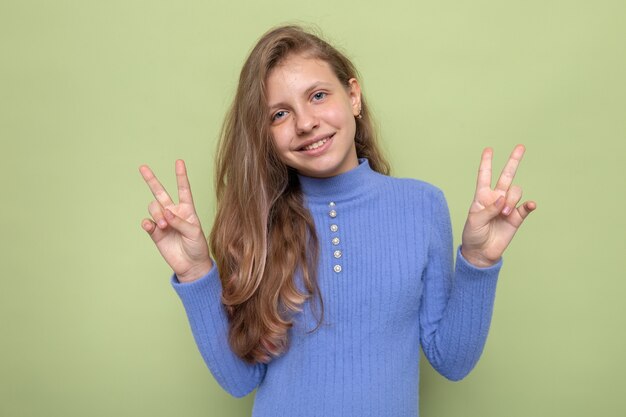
left=460, top=145, right=537, bottom=268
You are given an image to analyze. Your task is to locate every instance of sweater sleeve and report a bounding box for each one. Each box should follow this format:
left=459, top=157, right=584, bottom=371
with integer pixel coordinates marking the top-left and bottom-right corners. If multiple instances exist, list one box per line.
left=170, top=263, right=267, bottom=397
left=419, top=188, right=502, bottom=381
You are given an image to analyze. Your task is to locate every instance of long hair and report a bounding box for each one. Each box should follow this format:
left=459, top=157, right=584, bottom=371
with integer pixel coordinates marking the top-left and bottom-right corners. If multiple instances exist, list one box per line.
left=209, top=25, right=390, bottom=364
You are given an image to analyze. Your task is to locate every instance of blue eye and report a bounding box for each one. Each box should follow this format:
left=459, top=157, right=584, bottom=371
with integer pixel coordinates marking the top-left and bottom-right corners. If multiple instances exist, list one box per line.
left=272, top=110, right=287, bottom=121
left=312, top=92, right=327, bottom=101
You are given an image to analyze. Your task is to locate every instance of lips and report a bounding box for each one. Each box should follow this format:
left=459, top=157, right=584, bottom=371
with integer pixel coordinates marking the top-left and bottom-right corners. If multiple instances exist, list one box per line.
left=297, top=134, right=335, bottom=151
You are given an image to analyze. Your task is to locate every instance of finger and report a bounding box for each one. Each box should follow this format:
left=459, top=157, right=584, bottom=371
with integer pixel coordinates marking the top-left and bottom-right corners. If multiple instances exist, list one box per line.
left=139, top=164, right=175, bottom=208
left=516, top=200, right=537, bottom=220
left=475, top=147, right=493, bottom=191
left=502, top=185, right=522, bottom=216
left=473, top=194, right=506, bottom=225
left=162, top=207, right=201, bottom=239
left=148, top=200, right=168, bottom=229
left=141, top=217, right=168, bottom=244
left=176, top=160, right=196, bottom=207
left=141, top=218, right=157, bottom=235
left=494, top=144, right=525, bottom=192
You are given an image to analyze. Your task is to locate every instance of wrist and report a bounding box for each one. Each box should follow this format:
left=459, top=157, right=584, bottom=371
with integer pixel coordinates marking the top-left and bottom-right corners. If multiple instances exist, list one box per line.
left=177, top=260, right=214, bottom=283
left=460, top=246, right=498, bottom=268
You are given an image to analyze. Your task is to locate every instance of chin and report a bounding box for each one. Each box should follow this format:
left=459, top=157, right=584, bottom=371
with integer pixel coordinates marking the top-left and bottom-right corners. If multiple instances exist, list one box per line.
left=285, top=150, right=357, bottom=178
left=301, top=164, right=347, bottom=178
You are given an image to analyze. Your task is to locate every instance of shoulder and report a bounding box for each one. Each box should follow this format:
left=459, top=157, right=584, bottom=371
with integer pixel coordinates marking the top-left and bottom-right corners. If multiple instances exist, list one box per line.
left=376, top=172, right=445, bottom=202
left=362, top=172, right=449, bottom=220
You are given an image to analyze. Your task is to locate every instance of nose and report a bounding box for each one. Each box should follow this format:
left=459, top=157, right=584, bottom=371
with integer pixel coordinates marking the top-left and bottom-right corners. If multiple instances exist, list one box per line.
left=295, top=107, right=319, bottom=135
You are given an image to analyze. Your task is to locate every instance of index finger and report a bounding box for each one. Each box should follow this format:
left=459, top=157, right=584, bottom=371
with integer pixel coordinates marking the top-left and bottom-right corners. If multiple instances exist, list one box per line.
left=138, top=164, right=175, bottom=207
left=476, top=147, right=493, bottom=191
left=175, top=159, right=196, bottom=206
left=494, top=144, right=525, bottom=192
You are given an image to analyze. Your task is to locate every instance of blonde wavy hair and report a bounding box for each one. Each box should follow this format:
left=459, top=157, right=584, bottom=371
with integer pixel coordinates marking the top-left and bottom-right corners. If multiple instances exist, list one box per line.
left=209, top=25, right=390, bottom=364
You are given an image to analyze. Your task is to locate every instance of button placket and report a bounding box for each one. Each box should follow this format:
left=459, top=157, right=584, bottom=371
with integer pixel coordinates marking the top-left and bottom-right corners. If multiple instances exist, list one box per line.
left=328, top=201, right=343, bottom=274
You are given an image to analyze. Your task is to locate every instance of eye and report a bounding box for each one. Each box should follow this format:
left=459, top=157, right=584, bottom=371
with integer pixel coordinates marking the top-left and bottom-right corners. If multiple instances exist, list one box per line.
left=312, top=91, right=327, bottom=101
left=271, top=110, right=288, bottom=122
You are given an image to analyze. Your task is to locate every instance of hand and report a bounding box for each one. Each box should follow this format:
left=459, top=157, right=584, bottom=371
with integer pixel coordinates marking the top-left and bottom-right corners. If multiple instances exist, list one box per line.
left=461, top=145, right=537, bottom=267
left=139, top=160, right=213, bottom=282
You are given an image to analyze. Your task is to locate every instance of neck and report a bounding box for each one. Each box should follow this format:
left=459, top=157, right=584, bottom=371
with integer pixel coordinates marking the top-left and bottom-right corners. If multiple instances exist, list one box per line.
left=296, top=158, right=381, bottom=204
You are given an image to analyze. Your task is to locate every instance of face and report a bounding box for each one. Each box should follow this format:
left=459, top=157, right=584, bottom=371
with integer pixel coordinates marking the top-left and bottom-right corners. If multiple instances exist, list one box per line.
left=266, top=53, right=361, bottom=178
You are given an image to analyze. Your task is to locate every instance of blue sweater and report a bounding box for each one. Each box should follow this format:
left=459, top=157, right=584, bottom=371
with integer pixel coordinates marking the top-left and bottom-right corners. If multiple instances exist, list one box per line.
left=171, top=158, right=502, bottom=417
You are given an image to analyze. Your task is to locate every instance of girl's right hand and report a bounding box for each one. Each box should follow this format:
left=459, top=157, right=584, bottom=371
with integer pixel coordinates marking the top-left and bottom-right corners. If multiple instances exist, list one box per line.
left=139, top=159, right=213, bottom=283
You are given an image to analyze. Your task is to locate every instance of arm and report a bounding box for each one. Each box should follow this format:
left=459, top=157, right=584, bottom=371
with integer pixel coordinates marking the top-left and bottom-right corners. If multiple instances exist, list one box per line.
left=171, top=262, right=267, bottom=397
left=138, top=160, right=266, bottom=397
left=419, top=189, right=501, bottom=381
left=420, top=145, right=536, bottom=380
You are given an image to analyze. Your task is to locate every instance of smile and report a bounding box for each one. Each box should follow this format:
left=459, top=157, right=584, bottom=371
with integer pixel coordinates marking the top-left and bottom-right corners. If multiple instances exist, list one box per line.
left=299, top=134, right=334, bottom=152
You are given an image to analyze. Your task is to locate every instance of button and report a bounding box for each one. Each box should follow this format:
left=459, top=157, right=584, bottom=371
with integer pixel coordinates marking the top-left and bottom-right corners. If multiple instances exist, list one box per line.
left=332, top=237, right=340, bottom=245
left=329, top=209, right=337, bottom=218
left=330, top=224, right=338, bottom=232
left=333, top=250, right=342, bottom=259
left=329, top=202, right=336, bottom=207
left=333, top=265, right=342, bottom=273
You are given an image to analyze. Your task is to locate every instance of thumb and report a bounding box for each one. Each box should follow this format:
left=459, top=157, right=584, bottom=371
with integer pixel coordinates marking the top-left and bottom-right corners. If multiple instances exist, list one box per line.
left=474, top=195, right=505, bottom=225
left=163, top=208, right=200, bottom=239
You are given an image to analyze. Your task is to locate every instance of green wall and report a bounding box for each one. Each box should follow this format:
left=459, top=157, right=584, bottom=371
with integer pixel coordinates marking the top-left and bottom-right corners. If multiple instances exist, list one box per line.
left=2, top=0, right=625, bottom=416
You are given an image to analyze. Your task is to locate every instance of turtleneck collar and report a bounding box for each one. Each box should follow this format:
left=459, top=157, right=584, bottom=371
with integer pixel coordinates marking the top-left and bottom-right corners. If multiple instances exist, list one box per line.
left=297, top=158, right=381, bottom=203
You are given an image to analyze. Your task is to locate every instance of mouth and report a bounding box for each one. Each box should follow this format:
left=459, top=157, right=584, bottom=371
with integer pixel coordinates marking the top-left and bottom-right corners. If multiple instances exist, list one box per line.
left=298, top=134, right=335, bottom=152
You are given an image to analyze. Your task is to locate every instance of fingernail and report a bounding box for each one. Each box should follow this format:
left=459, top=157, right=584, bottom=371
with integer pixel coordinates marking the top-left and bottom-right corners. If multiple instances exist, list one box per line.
left=502, top=206, right=512, bottom=215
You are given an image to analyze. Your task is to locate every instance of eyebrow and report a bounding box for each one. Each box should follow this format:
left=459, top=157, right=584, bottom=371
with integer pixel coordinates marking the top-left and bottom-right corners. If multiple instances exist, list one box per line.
left=267, top=81, right=333, bottom=111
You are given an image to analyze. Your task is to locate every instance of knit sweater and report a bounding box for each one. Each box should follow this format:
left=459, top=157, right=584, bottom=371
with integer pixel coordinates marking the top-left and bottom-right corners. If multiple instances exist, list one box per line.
left=170, top=158, right=502, bottom=417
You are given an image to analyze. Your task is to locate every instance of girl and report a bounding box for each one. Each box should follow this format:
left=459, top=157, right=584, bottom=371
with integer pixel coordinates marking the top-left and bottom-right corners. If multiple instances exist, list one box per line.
left=139, top=25, right=535, bottom=417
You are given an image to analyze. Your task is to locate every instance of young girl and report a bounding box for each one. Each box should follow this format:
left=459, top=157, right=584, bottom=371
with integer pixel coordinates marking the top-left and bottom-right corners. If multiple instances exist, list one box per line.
left=139, top=25, right=535, bottom=416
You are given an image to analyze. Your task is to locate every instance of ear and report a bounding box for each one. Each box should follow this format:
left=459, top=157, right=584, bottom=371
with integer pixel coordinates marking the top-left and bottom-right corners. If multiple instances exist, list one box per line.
left=347, top=78, right=362, bottom=117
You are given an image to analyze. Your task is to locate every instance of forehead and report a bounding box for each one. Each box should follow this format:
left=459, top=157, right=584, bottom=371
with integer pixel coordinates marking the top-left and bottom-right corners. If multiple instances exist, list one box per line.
left=266, top=54, right=341, bottom=101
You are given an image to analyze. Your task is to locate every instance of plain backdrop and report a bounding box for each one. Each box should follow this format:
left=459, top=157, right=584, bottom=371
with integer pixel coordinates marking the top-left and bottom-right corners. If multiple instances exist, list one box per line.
left=1, top=0, right=625, bottom=416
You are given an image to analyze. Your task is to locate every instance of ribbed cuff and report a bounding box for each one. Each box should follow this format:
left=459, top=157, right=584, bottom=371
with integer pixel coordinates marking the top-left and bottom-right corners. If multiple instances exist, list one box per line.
left=170, top=260, right=223, bottom=307
left=456, top=246, right=503, bottom=278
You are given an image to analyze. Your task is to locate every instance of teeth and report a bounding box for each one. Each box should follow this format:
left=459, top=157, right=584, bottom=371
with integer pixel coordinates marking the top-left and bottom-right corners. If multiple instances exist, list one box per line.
left=303, top=137, right=329, bottom=151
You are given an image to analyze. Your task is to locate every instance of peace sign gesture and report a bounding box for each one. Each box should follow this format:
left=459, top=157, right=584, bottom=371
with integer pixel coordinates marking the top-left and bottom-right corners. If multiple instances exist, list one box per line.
left=460, top=145, right=537, bottom=268
left=139, top=160, right=213, bottom=282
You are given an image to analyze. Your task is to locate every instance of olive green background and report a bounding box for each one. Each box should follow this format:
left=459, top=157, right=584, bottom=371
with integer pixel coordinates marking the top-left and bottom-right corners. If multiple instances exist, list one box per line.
left=1, top=0, right=624, bottom=416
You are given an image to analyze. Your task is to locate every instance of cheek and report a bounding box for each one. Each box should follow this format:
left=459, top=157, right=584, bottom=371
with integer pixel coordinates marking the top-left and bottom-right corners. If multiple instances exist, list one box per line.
left=328, top=111, right=355, bottom=137
left=269, top=127, right=288, bottom=150
left=269, top=128, right=296, bottom=165
left=325, top=102, right=356, bottom=128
